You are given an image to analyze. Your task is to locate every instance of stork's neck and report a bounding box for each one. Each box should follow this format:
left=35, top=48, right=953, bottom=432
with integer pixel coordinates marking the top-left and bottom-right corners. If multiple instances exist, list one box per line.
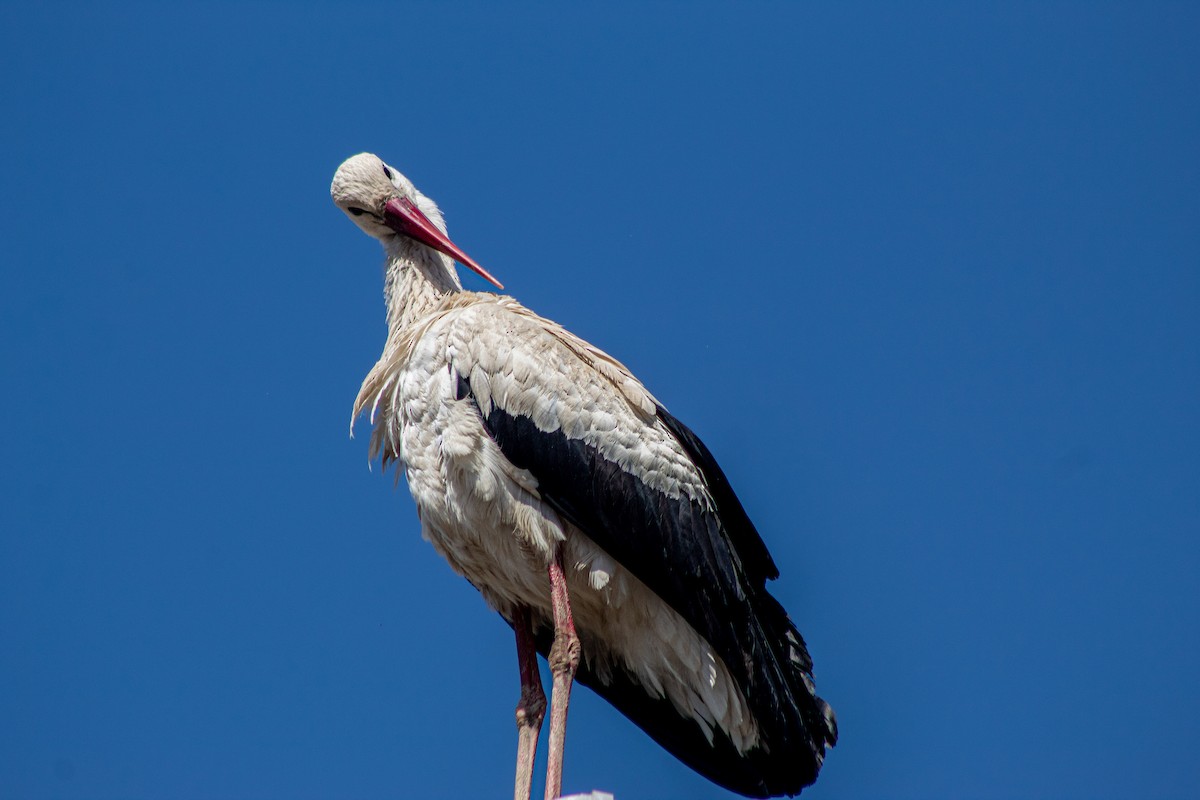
left=382, top=238, right=463, bottom=332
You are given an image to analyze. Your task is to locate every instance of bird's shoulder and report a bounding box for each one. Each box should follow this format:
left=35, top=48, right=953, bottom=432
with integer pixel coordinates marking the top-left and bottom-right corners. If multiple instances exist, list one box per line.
left=441, top=294, right=710, bottom=501
left=443, top=294, right=659, bottom=422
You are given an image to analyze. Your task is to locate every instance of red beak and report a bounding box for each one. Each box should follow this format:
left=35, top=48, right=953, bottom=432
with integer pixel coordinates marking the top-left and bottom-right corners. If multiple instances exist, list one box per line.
left=382, top=197, right=504, bottom=290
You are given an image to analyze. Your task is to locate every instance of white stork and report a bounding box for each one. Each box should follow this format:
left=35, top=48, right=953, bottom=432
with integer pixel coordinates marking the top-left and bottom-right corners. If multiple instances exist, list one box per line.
left=330, top=153, right=836, bottom=799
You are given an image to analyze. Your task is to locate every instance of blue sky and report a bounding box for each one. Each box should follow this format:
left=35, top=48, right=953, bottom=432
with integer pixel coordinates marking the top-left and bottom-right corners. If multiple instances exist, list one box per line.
left=2, top=3, right=1197, bottom=798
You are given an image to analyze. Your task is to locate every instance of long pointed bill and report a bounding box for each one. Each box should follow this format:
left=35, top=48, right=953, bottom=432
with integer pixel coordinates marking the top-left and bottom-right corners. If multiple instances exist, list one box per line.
left=382, top=197, right=504, bottom=289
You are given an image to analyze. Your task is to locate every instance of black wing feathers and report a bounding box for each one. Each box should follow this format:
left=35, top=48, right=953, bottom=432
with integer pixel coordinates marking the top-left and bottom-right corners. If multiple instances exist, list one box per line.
left=476, top=406, right=751, bottom=681
left=656, top=407, right=780, bottom=584
left=466, top=379, right=834, bottom=797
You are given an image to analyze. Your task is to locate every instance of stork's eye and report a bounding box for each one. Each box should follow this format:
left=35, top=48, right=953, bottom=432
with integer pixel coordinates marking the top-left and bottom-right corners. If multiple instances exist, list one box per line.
left=347, top=207, right=366, bottom=217
left=382, top=165, right=393, bottom=179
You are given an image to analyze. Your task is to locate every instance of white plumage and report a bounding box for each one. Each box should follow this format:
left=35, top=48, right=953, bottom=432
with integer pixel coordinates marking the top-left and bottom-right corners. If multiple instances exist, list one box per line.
left=354, top=293, right=756, bottom=747
left=331, top=153, right=835, bottom=800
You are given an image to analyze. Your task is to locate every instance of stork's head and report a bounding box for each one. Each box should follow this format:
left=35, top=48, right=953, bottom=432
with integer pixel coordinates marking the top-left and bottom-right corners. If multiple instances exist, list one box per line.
left=330, top=153, right=503, bottom=289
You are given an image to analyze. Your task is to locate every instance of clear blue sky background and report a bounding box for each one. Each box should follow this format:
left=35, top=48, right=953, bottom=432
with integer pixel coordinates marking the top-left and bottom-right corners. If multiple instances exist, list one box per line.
left=2, top=3, right=1197, bottom=799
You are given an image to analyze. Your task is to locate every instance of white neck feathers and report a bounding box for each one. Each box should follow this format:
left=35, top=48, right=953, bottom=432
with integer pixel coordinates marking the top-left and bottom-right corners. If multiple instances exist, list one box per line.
left=382, top=238, right=463, bottom=333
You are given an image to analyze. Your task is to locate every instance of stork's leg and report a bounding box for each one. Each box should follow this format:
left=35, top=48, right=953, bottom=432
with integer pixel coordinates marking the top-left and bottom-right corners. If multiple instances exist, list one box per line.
left=543, top=545, right=581, bottom=800
left=513, top=604, right=546, bottom=800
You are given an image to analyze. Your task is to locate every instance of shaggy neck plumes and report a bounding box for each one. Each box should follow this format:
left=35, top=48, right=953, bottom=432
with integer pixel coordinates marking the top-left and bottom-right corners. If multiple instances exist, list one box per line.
left=382, top=237, right=463, bottom=333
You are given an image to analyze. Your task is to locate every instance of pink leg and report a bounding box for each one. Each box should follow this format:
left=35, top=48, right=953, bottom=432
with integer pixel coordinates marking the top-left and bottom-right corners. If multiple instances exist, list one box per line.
left=543, top=546, right=581, bottom=800
left=513, top=605, right=546, bottom=800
